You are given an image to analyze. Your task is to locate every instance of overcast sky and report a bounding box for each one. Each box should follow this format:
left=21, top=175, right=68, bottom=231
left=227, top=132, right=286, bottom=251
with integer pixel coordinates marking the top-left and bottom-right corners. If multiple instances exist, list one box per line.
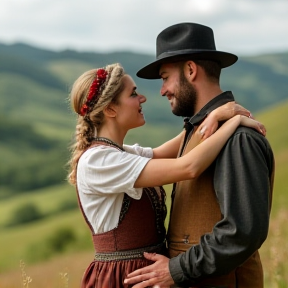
left=1, top=0, right=288, bottom=57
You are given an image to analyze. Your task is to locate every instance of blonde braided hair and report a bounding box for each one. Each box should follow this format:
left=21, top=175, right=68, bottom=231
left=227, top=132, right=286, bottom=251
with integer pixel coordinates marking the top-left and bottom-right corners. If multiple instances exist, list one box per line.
left=68, top=63, right=125, bottom=185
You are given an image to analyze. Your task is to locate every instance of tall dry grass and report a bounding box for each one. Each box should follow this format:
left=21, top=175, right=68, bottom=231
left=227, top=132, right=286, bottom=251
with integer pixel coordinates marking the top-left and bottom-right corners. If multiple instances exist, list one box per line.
left=0, top=251, right=91, bottom=288
left=261, top=209, right=288, bottom=287
left=19, top=260, right=32, bottom=288
left=0, top=205, right=287, bottom=288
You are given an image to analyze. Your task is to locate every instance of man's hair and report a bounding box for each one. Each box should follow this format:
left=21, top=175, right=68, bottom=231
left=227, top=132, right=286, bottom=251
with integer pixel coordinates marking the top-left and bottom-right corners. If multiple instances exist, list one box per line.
left=193, top=60, right=221, bottom=81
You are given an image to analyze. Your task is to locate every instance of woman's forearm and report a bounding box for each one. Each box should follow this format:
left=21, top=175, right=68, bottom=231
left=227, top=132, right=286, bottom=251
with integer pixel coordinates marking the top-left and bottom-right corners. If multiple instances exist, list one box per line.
left=152, top=131, right=185, bottom=159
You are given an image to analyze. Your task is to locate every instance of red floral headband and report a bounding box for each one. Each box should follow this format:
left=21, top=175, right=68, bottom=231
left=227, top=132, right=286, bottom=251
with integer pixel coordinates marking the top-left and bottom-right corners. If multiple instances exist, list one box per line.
left=79, top=68, right=108, bottom=116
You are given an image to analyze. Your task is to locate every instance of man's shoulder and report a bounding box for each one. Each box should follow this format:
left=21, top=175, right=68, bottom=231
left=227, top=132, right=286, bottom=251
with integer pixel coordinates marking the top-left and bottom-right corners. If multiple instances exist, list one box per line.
left=234, top=126, right=262, bottom=137
left=225, top=126, right=273, bottom=154
left=217, top=126, right=275, bottom=177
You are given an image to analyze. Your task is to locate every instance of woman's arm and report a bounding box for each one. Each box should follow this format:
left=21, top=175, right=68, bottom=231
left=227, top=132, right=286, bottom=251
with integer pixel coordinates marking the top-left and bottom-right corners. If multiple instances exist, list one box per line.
left=152, top=131, right=185, bottom=159
left=152, top=101, right=251, bottom=159
left=134, top=115, right=265, bottom=188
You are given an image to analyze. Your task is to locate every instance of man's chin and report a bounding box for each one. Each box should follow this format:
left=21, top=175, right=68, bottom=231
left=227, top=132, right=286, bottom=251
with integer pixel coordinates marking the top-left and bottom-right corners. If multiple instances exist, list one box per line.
left=172, top=110, right=183, bottom=117
left=171, top=106, right=193, bottom=117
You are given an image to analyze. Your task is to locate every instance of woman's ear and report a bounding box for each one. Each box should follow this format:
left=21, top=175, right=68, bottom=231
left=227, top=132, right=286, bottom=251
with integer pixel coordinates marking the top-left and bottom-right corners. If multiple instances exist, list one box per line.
left=103, top=103, right=117, bottom=118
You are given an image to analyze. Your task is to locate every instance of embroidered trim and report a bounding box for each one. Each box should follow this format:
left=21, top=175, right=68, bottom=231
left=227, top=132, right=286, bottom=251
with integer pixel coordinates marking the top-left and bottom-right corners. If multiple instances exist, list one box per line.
left=118, top=193, right=131, bottom=224
left=145, top=187, right=167, bottom=235
left=94, top=241, right=165, bottom=261
left=92, top=137, right=124, bottom=151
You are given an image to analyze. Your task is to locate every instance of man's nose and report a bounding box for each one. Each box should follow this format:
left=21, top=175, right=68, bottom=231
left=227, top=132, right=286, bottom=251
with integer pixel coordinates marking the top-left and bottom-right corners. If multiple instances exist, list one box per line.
left=160, top=85, right=167, bottom=97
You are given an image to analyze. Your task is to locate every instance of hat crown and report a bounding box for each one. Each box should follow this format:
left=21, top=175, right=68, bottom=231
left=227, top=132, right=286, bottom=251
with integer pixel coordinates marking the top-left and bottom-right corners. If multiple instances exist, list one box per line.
left=156, top=23, right=216, bottom=58
left=136, top=22, right=238, bottom=79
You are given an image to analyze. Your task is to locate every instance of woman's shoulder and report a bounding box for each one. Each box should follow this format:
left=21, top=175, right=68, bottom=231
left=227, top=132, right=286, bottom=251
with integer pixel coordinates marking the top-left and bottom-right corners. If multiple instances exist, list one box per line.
left=80, top=145, right=122, bottom=163
left=78, top=144, right=152, bottom=168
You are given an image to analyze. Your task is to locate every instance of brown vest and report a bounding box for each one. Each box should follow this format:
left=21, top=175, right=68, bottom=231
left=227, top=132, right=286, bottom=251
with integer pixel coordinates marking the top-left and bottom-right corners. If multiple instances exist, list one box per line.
left=168, top=126, right=263, bottom=288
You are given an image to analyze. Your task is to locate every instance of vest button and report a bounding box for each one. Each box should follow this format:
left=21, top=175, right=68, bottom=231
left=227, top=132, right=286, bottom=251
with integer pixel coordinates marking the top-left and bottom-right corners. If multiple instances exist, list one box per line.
left=183, top=235, right=189, bottom=244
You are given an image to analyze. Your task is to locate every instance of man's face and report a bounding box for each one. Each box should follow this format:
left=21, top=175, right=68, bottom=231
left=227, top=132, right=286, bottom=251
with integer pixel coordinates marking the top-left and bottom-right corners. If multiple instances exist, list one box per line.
left=159, top=63, right=197, bottom=117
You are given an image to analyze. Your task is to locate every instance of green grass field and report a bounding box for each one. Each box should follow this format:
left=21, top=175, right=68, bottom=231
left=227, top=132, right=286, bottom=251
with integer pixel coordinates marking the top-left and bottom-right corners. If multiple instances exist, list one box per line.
left=0, top=100, right=288, bottom=287
left=0, top=186, right=89, bottom=269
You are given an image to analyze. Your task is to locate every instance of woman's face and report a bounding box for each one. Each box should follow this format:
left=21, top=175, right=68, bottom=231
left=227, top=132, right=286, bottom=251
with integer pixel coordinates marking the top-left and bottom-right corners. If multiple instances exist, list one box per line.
left=113, top=75, right=147, bottom=131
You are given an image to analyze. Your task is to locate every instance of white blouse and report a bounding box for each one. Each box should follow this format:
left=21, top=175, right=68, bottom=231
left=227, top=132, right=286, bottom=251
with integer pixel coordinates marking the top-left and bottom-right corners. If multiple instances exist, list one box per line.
left=76, top=143, right=153, bottom=234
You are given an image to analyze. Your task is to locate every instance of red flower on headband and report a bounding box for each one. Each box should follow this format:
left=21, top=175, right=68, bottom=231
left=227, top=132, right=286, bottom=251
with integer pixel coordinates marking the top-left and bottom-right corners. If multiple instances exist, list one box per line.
left=79, top=68, right=108, bottom=116
left=80, top=104, right=89, bottom=116
left=97, top=69, right=107, bottom=80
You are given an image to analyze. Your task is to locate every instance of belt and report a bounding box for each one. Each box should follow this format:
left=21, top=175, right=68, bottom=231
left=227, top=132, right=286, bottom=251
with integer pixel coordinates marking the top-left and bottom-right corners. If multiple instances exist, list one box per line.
left=94, top=241, right=165, bottom=261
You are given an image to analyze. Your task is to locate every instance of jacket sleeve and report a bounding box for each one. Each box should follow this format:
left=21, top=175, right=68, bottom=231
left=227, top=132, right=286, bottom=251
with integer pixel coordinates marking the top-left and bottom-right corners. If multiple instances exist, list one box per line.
left=169, top=127, right=274, bottom=286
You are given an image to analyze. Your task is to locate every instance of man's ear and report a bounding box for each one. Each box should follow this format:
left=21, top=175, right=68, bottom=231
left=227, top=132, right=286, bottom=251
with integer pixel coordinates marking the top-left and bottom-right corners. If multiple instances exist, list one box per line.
left=103, top=103, right=117, bottom=118
left=185, top=61, right=197, bottom=80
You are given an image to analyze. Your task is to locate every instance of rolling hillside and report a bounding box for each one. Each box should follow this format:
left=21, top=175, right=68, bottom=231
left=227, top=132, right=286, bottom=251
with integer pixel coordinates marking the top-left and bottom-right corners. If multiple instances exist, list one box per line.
left=0, top=98, right=287, bottom=287
left=1, top=42, right=288, bottom=120
left=1, top=41, right=287, bottom=196
left=0, top=41, right=287, bottom=286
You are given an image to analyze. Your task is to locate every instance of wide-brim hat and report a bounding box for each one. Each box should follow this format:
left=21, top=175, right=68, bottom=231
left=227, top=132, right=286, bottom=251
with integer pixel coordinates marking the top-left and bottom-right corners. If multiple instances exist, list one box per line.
left=137, top=22, right=238, bottom=79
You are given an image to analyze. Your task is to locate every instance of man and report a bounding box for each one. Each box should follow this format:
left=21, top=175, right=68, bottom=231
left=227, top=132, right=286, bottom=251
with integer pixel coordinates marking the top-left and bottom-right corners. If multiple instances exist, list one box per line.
left=124, top=23, right=275, bottom=288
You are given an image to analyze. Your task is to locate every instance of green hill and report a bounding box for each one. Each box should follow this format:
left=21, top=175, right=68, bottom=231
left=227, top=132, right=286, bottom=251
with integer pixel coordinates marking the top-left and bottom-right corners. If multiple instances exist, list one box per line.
left=0, top=42, right=287, bottom=196
left=0, top=41, right=287, bottom=287
left=257, top=100, right=288, bottom=215
left=221, top=54, right=288, bottom=110
left=0, top=99, right=287, bottom=287
left=0, top=97, right=287, bottom=261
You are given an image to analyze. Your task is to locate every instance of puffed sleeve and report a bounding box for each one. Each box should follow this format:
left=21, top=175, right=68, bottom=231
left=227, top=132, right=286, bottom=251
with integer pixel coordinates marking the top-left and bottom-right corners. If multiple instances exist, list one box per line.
left=77, top=146, right=152, bottom=199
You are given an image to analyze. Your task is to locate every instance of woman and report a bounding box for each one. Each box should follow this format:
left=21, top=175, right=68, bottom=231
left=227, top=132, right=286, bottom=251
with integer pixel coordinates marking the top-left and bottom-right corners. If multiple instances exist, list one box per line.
left=68, top=63, right=264, bottom=288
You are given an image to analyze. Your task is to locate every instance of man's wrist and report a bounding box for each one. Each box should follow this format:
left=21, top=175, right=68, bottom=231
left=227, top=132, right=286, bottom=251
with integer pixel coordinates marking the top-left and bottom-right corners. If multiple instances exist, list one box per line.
left=169, top=254, right=184, bottom=284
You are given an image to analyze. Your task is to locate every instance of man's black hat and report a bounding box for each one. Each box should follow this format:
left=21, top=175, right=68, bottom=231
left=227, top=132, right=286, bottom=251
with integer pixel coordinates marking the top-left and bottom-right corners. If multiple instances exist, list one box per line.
left=137, top=22, right=238, bottom=79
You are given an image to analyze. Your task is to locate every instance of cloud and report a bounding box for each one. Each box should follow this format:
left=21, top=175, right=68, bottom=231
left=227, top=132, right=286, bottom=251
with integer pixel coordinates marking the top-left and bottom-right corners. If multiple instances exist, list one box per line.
left=0, top=0, right=287, bottom=56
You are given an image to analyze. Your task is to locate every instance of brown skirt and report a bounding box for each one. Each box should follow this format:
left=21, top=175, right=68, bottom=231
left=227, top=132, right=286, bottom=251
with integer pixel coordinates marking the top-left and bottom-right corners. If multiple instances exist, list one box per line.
left=81, top=258, right=153, bottom=288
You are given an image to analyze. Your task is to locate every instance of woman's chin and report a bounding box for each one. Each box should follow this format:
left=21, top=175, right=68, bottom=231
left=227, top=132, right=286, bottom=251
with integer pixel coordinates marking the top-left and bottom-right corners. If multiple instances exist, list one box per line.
left=135, top=119, right=146, bottom=129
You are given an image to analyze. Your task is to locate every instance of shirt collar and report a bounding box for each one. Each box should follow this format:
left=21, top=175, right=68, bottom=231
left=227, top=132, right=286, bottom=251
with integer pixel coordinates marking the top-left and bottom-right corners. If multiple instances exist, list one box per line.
left=184, top=91, right=235, bottom=129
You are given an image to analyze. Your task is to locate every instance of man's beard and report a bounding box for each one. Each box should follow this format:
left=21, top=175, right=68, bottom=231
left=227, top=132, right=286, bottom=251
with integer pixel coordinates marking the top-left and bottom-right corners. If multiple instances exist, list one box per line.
left=172, top=70, right=197, bottom=117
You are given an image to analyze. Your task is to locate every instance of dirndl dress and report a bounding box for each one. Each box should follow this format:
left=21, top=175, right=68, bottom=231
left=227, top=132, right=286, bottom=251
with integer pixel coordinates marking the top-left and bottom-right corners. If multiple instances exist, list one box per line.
left=76, top=186, right=167, bottom=288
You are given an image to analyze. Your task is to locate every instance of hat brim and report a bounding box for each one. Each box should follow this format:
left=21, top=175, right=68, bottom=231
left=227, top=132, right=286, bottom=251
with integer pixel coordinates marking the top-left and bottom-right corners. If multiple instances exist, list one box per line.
left=137, top=51, right=238, bottom=79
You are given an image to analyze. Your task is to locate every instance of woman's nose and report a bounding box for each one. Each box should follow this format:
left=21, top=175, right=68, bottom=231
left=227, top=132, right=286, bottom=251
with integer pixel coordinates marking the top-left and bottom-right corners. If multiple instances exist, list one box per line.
left=139, top=94, right=146, bottom=103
